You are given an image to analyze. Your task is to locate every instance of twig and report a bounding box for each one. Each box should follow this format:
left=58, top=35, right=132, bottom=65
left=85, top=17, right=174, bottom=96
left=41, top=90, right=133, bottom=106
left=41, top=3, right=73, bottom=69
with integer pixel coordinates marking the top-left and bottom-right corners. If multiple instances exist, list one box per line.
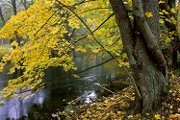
left=34, top=8, right=61, bottom=36
left=94, top=83, right=115, bottom=94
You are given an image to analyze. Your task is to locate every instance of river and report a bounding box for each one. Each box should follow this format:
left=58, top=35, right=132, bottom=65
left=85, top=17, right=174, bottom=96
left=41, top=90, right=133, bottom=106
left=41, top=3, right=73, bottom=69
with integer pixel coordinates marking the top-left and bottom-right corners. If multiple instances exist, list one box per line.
left=0, top=54, right=122, bottom=119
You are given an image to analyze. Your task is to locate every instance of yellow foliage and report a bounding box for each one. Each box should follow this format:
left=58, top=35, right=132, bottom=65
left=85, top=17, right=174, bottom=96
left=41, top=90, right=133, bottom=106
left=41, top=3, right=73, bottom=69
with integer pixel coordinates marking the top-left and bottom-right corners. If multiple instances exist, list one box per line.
left=154, top=114, right=161, bottom=120
left=145, top=12, right=153, bottom=18
left=170, top=8, right=176, bottom=14
left=0, top=0, right=123, bottom=98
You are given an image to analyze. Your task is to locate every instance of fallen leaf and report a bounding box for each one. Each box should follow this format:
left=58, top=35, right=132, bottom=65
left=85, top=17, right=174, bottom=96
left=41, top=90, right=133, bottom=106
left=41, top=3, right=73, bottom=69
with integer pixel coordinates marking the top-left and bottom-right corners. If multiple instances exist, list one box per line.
left=154, top=114, right=161, bottom=120
left=169, top=114, right=180, bottom=119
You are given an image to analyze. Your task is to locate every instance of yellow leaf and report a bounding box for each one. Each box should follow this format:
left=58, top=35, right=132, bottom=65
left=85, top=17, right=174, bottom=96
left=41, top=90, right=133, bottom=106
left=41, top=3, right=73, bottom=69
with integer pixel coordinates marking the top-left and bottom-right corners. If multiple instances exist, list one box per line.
left=72, top=74, right=80, bottom=78
left=11, top=41, right=19, bottom=47
left=159, top=0, right=165, bottom=4
left=159, top=19, right=164, bottom=24
left=145, top=12, right=153, bottom=18
left=170, top=8, right=176, bottom=14
left=162, top=10, right=169, bottom=15
left=123, top=2, right=128, bottom=4
left=91, top=48, right=100, bottom=54
left=75, top=46, right=87, bottom=53
left=154, top=114, right=161, bottom=120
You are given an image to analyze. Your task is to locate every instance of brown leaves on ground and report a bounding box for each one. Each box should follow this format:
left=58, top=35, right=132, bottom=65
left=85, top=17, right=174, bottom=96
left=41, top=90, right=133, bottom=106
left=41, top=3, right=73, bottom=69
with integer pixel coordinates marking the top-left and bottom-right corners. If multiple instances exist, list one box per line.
left=76, top=86, right=135, bottom=120
left=158, top=77, right=180, bottom=120
left=63, top=76, right=180, bottom=120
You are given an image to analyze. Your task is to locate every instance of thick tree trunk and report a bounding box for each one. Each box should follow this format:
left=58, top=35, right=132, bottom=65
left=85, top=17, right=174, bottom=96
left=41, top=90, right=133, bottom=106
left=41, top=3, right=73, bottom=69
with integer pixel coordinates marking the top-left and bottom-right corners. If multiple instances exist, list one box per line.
left=110, top=0, right=168, bottom=113
left=132, top=36, right=168, bottom=113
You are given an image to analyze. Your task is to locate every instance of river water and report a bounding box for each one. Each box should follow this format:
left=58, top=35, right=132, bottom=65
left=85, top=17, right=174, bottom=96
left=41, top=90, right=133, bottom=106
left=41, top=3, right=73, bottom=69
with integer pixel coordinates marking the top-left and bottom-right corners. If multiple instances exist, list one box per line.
left=0, top=54, right=121, bottom=119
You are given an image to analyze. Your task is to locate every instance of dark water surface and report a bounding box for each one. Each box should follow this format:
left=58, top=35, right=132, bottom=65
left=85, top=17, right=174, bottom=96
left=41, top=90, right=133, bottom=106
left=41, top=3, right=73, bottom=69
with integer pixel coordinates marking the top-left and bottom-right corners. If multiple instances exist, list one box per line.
left=0, top=55, right=122, bottom=119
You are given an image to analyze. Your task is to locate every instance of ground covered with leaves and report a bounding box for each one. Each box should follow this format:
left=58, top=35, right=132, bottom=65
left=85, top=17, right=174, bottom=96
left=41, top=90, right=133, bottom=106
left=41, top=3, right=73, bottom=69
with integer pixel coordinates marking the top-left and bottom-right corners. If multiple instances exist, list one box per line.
left=54, top=75, right=180, bottom=120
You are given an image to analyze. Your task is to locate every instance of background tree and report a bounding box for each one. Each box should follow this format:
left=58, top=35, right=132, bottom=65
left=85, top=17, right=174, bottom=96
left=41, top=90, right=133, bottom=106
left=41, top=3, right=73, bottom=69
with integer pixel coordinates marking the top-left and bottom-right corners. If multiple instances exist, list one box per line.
left=0, top=0, right=35, bottom=46
left=159, top=0, right=180, bottom=69
left=0, top=6, right=5, bottom=27
left=0, top=0, right=34, bottom=26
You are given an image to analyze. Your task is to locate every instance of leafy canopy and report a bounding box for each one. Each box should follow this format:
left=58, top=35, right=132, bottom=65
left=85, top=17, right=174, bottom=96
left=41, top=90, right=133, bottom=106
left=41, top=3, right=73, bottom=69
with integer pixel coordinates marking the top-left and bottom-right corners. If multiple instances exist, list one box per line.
left=0, top=0, right=124, bottom=98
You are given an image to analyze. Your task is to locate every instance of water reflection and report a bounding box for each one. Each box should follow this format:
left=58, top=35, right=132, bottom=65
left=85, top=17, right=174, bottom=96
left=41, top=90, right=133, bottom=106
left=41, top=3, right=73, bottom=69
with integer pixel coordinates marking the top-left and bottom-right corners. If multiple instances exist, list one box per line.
left=82, top=91, right=97, bottom=103
left=0, top=89, right=46, bottom=120
left=0, top=54, right=120, bottom=119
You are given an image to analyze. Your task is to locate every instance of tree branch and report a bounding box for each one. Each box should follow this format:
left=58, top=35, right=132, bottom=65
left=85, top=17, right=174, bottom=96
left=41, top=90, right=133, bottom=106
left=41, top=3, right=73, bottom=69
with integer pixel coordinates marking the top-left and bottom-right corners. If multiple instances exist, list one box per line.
left=34, top=8, right=61, bottom=36
left=13, top=57, right=115, bottom=95
left=132, top=0, right=168, bottom=77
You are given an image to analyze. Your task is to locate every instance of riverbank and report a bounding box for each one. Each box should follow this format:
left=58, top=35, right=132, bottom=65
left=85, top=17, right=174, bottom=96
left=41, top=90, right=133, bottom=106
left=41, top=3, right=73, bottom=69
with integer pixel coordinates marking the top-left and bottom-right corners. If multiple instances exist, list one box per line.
left=55, top=75, right=180, bottom=120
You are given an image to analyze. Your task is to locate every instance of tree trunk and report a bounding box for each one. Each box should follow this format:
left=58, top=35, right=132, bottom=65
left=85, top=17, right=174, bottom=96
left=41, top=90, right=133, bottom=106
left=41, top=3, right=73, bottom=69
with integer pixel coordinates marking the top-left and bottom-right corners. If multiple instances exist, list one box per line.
left=110, top=0, right=168, bottom=113
left=21, top=0, right=28, bottom=10
left=11, top=0, right=17, bottom=15
left=0, top=6, right=5, bottom=26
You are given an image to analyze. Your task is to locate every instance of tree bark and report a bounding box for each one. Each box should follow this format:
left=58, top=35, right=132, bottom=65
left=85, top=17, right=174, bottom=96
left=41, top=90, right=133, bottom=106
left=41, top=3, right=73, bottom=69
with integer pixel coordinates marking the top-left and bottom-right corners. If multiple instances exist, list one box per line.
left=110, top=0, right=168, bottom=113
left=11, top=0, right=17, bottom=15
left=0, top=6, right=5, bottom=26
left=21, top=0, right=28, bottom=10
